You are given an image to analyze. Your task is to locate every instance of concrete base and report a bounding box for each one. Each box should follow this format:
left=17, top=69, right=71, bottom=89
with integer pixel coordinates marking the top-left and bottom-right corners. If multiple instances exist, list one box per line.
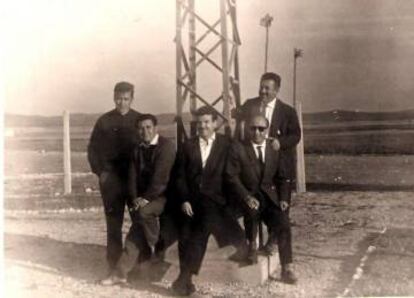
left=131, top=238, right=280, bottom=286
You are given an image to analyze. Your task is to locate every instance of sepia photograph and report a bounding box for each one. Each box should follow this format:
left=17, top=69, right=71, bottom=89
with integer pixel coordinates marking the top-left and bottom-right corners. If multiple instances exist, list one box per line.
left=3, top=0, right=414, bottom=297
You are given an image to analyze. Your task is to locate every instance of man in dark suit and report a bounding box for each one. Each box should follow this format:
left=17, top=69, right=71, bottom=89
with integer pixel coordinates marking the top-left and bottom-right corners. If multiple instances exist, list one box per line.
left=87, top=82, right=141, bottom=271
left=101, top=114, right=176, bottom=285
left=171, top=106, right=246, bottom=296
left=239, top=72, right=301, bottom=184
left=226, top=114, right=297, bottom=284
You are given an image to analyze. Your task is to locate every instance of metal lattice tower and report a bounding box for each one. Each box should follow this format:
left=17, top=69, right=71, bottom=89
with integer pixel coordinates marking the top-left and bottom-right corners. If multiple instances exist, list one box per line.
left=175, top=0, right=241, bottom=144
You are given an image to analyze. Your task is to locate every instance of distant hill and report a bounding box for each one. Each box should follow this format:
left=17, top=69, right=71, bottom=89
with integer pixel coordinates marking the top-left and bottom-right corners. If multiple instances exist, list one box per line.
left=5, top=109, right=414, bottom=127
left=5, top=112, right=192, bottom=127
left=303, top=109, right=414, bottom=124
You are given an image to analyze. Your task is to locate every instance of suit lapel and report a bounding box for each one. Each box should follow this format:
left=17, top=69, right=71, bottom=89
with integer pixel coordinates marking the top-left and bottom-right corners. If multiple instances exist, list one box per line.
left=244, top=142, right=262, bottom=181
left=263, top=140, right=277, bottom=180
left=203, top=135, right=221, bottom=173
left=192, top=138, right=203, bottom=170
left=271, top=99, right=283, bottom=135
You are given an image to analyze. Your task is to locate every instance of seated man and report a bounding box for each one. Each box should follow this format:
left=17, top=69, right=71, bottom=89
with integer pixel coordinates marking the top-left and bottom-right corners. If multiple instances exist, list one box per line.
left=226, top=114, right=297, bottom=284
left=101, top=113, right=176, bottom=285
left=171, top=106, right=246, bottom=296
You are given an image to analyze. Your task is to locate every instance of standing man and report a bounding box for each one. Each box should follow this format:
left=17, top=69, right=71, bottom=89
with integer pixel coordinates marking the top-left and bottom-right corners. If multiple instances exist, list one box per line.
left=171, top=106, right=246, bottom=296
left=226, top=114, right=297, bottom=284
left=101, top=114, right=176, bottom=285
left=88, top=81, right=141, bottom=272
left=239, top=72, right=301, bottom=186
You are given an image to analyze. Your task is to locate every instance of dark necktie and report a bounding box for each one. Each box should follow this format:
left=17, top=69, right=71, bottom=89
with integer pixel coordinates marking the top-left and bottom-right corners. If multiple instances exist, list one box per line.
left=257, top=145, right=265, bottom=179
left=257, top=145, right=264, bottom=164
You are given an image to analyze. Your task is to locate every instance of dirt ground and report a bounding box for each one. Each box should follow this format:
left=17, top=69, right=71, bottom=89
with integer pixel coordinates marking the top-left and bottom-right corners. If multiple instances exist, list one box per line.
left=3, top=150, right=414, bottom=297
left=4, top=191, right=414, bottom=297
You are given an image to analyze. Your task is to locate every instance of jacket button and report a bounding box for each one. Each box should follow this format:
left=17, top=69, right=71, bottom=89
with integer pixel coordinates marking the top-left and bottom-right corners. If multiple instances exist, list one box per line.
left=271, top=186, right=276, bottom=190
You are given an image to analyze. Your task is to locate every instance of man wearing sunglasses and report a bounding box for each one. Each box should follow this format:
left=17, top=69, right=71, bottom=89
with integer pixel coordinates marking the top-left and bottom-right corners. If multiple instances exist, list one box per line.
left=226, top=114, right=297, bottom=284
left=238, top=72, right=301, bottom=198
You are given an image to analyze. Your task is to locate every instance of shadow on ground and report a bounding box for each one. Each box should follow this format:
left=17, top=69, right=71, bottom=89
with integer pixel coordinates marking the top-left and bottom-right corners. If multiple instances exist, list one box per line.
left=4, top=233, right=173, bottom=296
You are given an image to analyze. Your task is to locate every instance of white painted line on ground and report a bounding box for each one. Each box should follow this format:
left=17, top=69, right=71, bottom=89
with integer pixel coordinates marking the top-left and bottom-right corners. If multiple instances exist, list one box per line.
left=338, top=226, right=387, bottom=298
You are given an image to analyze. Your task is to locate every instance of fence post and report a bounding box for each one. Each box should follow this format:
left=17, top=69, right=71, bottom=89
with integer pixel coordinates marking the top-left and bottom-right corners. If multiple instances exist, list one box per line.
left=63, top=110, right=72, bottom=194
left=296, top=102, right=306, bottom=193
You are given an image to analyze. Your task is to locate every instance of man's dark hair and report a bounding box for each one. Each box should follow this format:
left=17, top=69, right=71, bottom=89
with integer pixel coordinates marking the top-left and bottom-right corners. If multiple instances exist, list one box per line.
left=261, top=72, right=281, bottom=87
left=114, top=81, right=134, bottom=96
left=136, top=113, right=158, bottom=126
left=194, top=106, right=218, bottom=121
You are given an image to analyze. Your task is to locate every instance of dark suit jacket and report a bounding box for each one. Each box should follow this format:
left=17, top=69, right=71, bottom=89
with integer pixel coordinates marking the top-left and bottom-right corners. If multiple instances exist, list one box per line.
left=225, top=140, right=291, bottom=206
left=128, top=136, right=176, bottom=201
left=175, top=134, right=231, bottom=206
left=239, top=98, right=301, bottom=179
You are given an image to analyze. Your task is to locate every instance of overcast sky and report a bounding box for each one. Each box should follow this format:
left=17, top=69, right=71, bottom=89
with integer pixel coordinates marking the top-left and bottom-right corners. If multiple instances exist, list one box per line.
left=3, top=0, right=414, bottom=115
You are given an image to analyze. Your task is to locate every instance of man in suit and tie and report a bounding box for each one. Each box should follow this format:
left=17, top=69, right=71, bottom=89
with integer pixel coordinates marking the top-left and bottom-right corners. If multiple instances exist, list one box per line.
left=226, top=114, right=298, bottom=284
left=171, top=106, right=246, bottom=296
left=239, top=72, right=301, bottom=189
left=101, top=114, right=176, bottom=285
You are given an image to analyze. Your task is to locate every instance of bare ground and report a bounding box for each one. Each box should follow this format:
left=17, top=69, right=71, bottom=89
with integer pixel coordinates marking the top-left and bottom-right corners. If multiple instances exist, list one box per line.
left=4, top=191, right=414, bottom=297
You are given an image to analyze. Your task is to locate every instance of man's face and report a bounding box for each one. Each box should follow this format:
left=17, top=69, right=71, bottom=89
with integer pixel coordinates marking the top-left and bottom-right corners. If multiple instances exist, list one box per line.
left=137, top=119, right=157, bottom=144
left=114, top=91, right=133, bottom=115
left=249, top=116, right=268, bottom=144
left=259, top=79, right=279, bottom=104
left=196, top=114, right=217, bottom=140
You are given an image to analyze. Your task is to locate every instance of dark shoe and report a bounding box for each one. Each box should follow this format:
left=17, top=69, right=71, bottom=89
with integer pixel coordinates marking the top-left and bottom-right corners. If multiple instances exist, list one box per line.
left=187, top=281, right=196, bottom=295
left=172, top=274, right=194, bottom=296
left=281, top=267, right=298, bottom=284
left=228, top=244, right=248, bottom=262
left=261, top=241, right=278, bottom=256
left=100, top=274, right=127, bottom=286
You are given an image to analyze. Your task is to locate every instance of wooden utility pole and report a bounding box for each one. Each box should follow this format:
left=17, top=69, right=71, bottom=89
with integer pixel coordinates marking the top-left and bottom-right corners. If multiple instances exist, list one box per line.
left=63, top=110, right=72, bottom=194
left=293, top=48, right=306, bottom=193
left=260, top=14, right=273, bottom=73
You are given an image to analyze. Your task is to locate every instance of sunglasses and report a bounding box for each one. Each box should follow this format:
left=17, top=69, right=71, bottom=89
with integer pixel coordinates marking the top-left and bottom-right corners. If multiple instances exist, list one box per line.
left=250, top=126, right=267, bottom=132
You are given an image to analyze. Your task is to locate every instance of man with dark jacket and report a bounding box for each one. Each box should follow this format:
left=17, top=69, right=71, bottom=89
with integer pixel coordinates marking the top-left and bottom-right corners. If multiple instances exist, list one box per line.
left=239, top=72, right=301, bottom=185
left=171, top=106, right=245, bottom=296
left=226, top=114, right=297, bottom=284
left=101, top=114, right=176, bottom=285
left=87, top=82, right=141, bottom=271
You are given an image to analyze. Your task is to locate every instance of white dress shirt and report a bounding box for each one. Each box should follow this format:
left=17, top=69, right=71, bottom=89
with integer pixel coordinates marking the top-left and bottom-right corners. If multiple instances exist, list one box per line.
left=263, top=97, right=277, bottom=129
left=199, top=133, right=216, bottom=168
left=149, top=133, right=159, bottom=145
left=251, top=141, right=266, bottom=163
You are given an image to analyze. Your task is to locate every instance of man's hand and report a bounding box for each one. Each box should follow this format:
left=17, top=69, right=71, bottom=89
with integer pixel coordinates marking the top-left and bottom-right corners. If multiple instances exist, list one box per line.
left=280, top=201, right=289, bottom=211
left=181, top=201, right=194, bottom=217
left=132, top=197, right=150, bottom=211
left=246, top=196, right=260, bottom=210
left=268, top=137, right=280, bottom=151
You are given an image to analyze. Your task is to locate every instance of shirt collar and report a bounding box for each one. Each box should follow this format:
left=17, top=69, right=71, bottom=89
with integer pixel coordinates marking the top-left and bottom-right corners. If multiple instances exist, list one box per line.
left=265, top=98, right=277, bottom=109
left=140, top=134, right=159, bottom=147
left=251, top=140, right=266, bottom=148
left=149, top=134, right=159, bottom=145
left=199, top=133, right=216, bottom=145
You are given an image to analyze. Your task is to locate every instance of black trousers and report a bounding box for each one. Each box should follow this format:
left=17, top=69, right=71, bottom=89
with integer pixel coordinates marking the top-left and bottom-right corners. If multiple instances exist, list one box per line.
left=243, top=194, right=293, bottom=266
left=99, top=171, right=130, bottom=269
left=177, top=198, right=245, bottom=276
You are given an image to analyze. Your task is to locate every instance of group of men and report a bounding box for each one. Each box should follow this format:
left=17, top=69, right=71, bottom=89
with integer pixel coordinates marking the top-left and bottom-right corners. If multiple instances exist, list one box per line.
left=87, top=72, right=301, bottom=296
